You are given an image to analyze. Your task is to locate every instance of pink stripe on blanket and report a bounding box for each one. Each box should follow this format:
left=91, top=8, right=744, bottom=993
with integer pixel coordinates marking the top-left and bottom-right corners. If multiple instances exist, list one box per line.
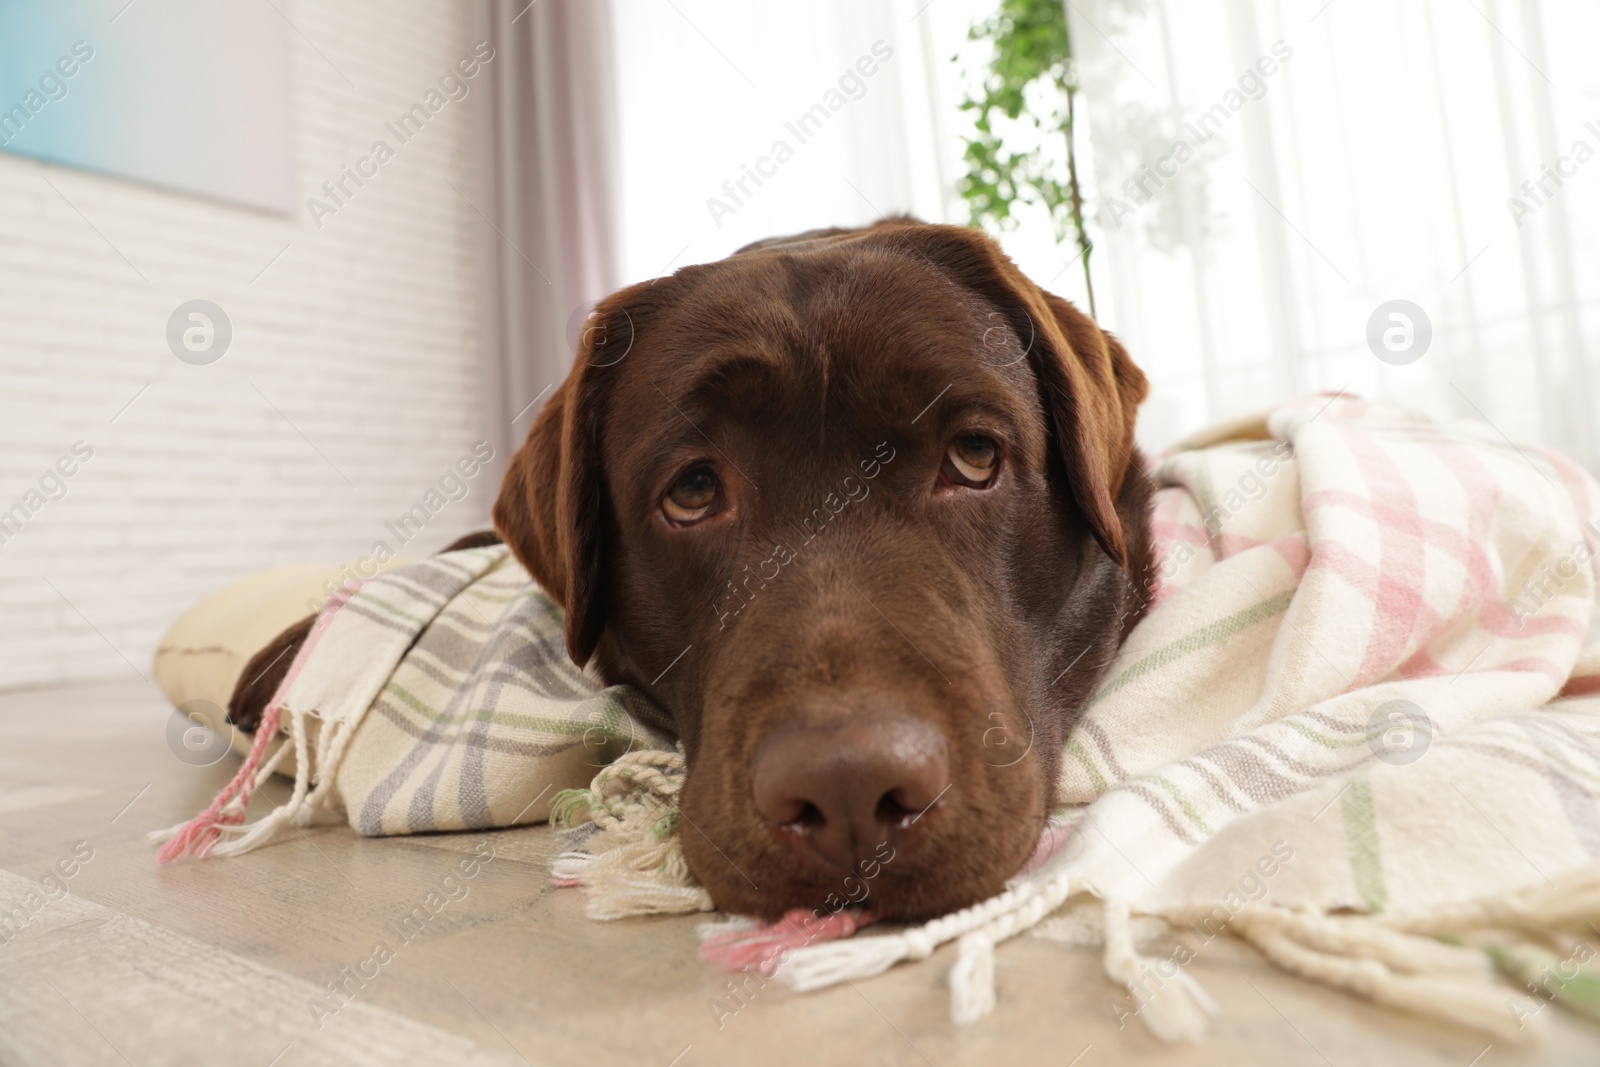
left=1212, top=531, right=1312, bottom=572
left=1417, top=430, right=1598, bottom=644
left=1303, top=488, right=1586, bottom=641
left=1334, top=423, right=1428, bottom=689
left=156, top=578, right=370, bottom=864
left=1146, top=488, right=1191, bottom=607
left=1490, top=655, right=1580, bottom=689
left=1559, top=675, right=1600, bottom=698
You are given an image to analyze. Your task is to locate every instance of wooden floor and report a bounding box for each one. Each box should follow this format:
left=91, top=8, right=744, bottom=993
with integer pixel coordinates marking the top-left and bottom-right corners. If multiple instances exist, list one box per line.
left=2, top=679, right=1598, bottom=1067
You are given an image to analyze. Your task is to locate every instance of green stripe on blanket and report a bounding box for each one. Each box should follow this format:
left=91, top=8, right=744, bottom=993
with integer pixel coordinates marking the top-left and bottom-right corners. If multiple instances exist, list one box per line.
left=1090, top=589, right=1295, bottom=705
left=1340, top=776, right=1388, bottom=912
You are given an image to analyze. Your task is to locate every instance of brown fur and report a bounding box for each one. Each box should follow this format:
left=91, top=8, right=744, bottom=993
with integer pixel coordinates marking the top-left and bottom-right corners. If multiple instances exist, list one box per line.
left=494, top=219, right=1153, bottom=920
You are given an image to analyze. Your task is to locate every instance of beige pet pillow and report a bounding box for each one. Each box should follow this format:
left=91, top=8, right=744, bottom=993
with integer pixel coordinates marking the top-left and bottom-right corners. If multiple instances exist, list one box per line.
left=152, top=561, right=414, bottom=760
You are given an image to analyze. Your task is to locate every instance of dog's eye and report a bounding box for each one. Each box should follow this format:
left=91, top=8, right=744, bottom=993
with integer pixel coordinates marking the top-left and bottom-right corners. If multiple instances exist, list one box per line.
left=943, top=435, right=999, bottom=488
left=663, top=467, right=720, bottom=524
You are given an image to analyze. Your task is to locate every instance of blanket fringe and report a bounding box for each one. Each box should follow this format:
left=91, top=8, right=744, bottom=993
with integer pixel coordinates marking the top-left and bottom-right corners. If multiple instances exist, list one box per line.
left=553, top=787, right=1087, bottom=1028
left=1228, top=909, right=1526, bottom=1040
left=1147, top=866, right=1600, bottom=1042
left=775, top=855, right=1077, bottom=1027
left=149, top=580, right=367, bottom=863
left=147, top=701, right=294, bottom=860
left=148, top=705, right=349, bottom=862
left=711, top=860, right=1599, bottom=1041
left=699, top=908, right=877, bottom=977
left=1103, top=897, right=1218, bottom=1042
left=549, top=748, right=714, bottom=919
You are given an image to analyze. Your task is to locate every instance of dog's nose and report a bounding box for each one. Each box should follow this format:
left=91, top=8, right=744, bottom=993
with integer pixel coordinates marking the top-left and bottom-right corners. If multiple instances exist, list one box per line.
left=751, top=717, right=949, bottom=873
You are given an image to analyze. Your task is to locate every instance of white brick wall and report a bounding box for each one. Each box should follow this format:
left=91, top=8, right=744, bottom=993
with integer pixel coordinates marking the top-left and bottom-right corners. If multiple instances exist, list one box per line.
left=0, top=2, right=495, bottom=690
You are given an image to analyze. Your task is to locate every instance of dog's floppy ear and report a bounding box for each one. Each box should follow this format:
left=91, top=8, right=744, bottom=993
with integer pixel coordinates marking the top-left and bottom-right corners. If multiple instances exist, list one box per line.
left=493, top=298, right=637, bottom=665
left=1033, top=288, right=1148, bottom=568
left=873, top=222, right=1148, bottom=569
left=493, top=378, right=571, bottom=604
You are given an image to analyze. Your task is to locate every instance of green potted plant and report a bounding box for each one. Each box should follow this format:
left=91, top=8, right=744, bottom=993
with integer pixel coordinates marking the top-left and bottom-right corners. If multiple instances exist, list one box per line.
left=957, top=0, right=1097, bottom=316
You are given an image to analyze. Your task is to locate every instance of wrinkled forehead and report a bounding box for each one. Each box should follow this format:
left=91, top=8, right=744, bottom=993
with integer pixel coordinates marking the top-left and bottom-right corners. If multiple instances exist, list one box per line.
left=604, top=250, right=1041, bottom=443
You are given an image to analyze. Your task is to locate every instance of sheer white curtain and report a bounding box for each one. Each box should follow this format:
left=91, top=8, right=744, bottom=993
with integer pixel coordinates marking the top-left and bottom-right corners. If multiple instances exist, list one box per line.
left=604, top=0, right=965, bottom=282
left=603, top=0, right=1599, bottom=468
left=1069, top=0, right=1600, bottom=464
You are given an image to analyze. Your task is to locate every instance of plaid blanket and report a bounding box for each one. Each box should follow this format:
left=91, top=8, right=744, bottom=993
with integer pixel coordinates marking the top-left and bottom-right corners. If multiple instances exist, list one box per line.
left=333, top=549, right=673, bottom=836
left=151, top=544, right=670, bottom=861
left=155, top=394, right=1600, bottom=1042
left=1054, top=394, right=1600, bottom=1034
left=777, top=395, right=1600, bottom=1038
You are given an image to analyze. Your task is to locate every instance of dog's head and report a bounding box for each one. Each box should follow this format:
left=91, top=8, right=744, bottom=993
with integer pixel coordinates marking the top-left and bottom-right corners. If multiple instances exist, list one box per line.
left=495, top=220, right=1151, bottom=920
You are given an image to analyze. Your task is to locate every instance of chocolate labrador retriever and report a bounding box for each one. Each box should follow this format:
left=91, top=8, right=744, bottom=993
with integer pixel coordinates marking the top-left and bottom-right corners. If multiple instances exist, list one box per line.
left=491, top=219, right=1154, bottom=920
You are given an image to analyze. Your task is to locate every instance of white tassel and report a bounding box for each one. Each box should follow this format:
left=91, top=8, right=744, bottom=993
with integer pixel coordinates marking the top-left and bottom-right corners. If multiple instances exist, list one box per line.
left=1230, top=907, right=1538, bottom=1041
left=144, top=719, right=300, bottom=848
left=209, top=805, right=295, bottom=857
left=549, top=748, right=714, bottom=919
left=1102, top=898, right=1216, bottom=1042
left=777, top=854, right=1078, bottom=1027
left=696, top=915, right=759, bottom=941
left=950, top=932, right=997, bottom=1025
left=202, top=706, right=321, bottom=856
left=552, top=845, right=712, bottom=919
left=582, top=876, right=712, bottom=920
left=777, top=930, right=922, bottom=991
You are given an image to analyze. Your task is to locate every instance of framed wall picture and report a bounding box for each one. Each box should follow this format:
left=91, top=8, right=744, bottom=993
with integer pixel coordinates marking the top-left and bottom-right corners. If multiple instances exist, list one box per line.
left=0, top=0, right=294, bottom=213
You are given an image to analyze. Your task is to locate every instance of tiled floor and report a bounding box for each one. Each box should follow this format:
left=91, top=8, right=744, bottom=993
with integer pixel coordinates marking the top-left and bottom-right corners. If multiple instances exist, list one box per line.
left=1, top=678, right=1596, bottom=1066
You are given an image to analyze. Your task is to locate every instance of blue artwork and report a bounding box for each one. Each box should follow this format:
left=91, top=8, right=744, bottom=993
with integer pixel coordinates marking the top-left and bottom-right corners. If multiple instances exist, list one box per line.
left=0, top=0, right=294, bottom=213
